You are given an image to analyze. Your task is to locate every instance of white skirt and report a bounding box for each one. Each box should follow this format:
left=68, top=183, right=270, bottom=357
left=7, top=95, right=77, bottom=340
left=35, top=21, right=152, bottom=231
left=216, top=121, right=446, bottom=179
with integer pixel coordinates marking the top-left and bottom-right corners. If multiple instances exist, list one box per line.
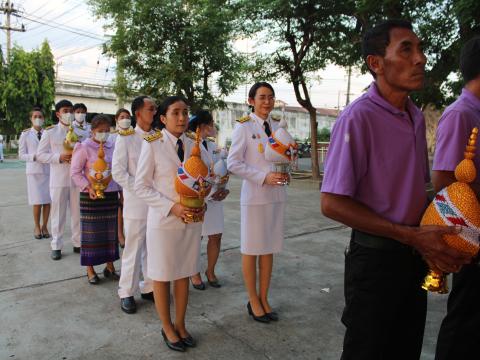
left=202, top=200, right=224, bottom=236
left=240, top=202, right=285, bottom=255
left=27, top=174, right=51, bottom=205
left=146, top=222, right=202, bottom=281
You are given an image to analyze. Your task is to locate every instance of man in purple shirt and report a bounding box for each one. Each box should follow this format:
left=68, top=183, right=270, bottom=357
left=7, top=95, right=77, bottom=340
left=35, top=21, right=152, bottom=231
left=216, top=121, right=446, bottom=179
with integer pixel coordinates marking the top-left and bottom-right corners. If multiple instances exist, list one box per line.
left=321, top=20, right=471, bottom=360
left=432, top=36, right=480, bottom=360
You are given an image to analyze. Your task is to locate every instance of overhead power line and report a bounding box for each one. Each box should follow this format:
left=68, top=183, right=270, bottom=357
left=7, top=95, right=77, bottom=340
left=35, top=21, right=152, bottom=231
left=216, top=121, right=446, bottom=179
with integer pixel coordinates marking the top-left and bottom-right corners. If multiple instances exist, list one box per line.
left=22, top=15, right=106, bottom=41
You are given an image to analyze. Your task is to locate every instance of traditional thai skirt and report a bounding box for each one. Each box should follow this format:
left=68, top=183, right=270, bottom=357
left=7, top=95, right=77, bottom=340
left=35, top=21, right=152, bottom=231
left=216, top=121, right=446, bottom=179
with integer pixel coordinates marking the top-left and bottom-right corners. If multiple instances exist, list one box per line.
left=79, top=191, right=119, bottom=266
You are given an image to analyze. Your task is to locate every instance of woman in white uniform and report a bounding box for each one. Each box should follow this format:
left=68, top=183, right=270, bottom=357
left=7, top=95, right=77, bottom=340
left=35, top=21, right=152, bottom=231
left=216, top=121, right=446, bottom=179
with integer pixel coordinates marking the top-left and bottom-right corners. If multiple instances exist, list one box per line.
left=134, top=96, right=207, bottom=352
left=112, top=108, right=133, bottom=248
left=18, top=108, right=51, bottom=239
left=227, top=82, right=287, bottom=323
left=188, top=110, right=229, bottom=290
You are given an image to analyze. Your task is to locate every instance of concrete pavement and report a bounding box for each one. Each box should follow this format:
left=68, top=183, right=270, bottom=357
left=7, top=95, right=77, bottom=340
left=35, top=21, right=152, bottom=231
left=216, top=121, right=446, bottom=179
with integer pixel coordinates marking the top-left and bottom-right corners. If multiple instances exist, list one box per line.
left=0, top=159, right=448, bottom=359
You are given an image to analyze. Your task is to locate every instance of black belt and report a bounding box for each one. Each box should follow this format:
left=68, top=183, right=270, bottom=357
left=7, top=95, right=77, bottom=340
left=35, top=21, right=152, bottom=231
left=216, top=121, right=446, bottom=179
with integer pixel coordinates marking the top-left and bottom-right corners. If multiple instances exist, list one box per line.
left=352, top=229, right=415, bottom=252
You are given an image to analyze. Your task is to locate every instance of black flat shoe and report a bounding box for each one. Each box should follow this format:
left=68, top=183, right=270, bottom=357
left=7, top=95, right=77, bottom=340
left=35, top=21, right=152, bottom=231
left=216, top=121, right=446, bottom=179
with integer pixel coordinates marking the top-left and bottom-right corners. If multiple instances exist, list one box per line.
left=51, top=250, right=61, bottom=260
left=88, top=274, right=100, bottom=285
left=42, top=230, right=51, bottom=239
left=161, top=329, right=186, bottom=352
left=190, top=277, right=205, bottom=290
left=73, top=246, right=81, bottom=253
left=34, top=231, right=42, bottom=239
left=181, top=335, right=197, bottom=348
left=141, top=292, right=155, bottom=302
left=205, top=272, right=221, bottom=288
left=266, top=311, right=279, bottom=321
left=121, top=296, right=137, bottom=314
left=103, top=267, right=120, bottom=280
left=247, top=302, right=270, bottom=323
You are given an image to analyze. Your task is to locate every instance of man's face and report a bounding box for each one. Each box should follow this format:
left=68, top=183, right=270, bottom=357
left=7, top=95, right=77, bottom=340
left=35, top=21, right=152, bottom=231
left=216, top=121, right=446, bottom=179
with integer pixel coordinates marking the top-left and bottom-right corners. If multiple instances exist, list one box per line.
left=137, top=98, right=156, bottom=125
left=371, top=27, right=427, bottom=92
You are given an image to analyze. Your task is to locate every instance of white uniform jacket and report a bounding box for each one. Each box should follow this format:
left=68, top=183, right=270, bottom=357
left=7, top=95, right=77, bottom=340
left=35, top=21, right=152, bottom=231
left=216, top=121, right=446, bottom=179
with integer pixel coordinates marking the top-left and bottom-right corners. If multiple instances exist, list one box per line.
left=18, top=128, right=49, bottom=175
left=112, top=126, right=154, bottom=220
left=36, top=123, right=72, bottom=188
left=227, top=114, right=286, bottom=205
left=134, top=129, right=210, bottom=230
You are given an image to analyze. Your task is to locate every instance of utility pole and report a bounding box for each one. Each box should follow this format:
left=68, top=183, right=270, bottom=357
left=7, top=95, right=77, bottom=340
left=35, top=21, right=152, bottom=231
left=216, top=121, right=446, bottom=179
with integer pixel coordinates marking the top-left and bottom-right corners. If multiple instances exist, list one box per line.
left=345, top=65, right=352, bottom=106
left=0, top=1, right=26, bottom=63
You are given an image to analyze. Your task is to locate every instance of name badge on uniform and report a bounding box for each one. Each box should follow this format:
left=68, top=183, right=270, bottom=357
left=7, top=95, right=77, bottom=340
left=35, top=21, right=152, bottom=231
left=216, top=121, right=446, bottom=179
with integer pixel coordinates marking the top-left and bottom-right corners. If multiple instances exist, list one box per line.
left=258, top=143, right=264, bottom=154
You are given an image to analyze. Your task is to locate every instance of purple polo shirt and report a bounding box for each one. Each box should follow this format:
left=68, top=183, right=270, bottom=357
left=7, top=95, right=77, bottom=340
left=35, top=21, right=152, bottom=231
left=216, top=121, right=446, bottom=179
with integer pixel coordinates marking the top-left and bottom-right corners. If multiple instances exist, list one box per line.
left=321, top=82, right=430, bottom=226
left=433, top=88, right=480, bottom=184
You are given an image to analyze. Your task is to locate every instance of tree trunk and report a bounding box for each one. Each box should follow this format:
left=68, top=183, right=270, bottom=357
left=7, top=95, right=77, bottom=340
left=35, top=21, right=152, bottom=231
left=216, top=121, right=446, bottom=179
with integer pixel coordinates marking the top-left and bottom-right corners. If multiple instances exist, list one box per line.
left=308, top=108, right=320, bottom=180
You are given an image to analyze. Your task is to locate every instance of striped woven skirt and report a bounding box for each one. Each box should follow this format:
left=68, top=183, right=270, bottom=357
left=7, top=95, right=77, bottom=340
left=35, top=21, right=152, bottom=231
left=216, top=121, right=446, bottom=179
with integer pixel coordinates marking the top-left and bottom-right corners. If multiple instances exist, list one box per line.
left=80, top=191, right=120, bottom=266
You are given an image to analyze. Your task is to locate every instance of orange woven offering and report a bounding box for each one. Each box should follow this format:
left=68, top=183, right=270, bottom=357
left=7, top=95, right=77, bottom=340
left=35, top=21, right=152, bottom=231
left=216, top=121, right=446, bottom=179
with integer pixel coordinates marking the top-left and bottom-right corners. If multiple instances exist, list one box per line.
left=87, top=141, right=112, bottom=199
left=421, top=127, right=480, bottom=293
left=175, top=128, right=211, bottom=223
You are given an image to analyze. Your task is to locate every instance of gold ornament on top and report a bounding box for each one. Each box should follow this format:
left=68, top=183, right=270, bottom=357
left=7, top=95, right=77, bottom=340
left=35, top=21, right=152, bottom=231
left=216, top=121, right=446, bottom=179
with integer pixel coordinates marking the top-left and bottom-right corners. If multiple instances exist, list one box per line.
left=63, top=126, right=78, bottom=155
left=175, top=128, right=212, bottom=223
left=421, top=127, right=480, bottom=293
left=87, top=141, right=112, bottom=199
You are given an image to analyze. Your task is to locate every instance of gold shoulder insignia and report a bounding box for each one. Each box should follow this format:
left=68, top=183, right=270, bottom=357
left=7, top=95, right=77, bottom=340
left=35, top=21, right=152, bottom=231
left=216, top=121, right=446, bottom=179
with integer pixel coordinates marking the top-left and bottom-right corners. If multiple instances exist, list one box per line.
left=144, top=129, right=163, bottom=143
left=271, top=115, right=281, bottom=121
left=110, top=129, right=118, bottom=134
left=119, top=128, right=135, bottom=136
left=206, top=136, right=216, bottom=143
left=22, top=128, right=30, bottom=133
left=236, top=115, right=250, bottom=123
left=185, top=131, right=196, bottom=140
left=45, top=125, right=55, bottom=130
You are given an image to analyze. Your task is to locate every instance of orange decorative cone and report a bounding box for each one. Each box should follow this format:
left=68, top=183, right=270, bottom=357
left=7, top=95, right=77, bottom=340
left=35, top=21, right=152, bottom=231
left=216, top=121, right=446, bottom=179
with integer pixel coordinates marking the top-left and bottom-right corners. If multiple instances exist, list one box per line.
left=175, top=128, right=211, bottom=222
left=421, top=127, right=480, bottom=293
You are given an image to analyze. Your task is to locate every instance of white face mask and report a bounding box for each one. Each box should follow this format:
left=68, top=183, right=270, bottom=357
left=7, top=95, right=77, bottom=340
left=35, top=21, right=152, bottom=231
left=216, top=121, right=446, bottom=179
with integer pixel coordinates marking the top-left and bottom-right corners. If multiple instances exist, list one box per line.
left=60, top=113, right=74, bottom=125
left=94, top=132, right=109, bottom=143
left=75, top=113, right=86, bottom=123
left=118, top=118, right=131, bottom=129
left=32, top=117, right=44, bottom=127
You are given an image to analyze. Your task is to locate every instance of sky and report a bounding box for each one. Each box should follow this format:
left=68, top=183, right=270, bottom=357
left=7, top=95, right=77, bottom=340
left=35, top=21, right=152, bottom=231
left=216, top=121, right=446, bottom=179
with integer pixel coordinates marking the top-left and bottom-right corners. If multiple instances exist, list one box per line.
left=1, top=0, right=373, bottom=110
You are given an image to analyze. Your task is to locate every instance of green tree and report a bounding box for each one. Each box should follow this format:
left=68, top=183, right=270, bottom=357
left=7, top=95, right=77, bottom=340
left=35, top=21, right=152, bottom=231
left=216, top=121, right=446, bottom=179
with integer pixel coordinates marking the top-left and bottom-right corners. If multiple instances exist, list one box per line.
left=0, top=41, right=56, bottom=134
left=334, top=0, right=480, bottom=108
left=240, top=0, right=353, bottom=179
left=89, top=0, right=247, bottom=111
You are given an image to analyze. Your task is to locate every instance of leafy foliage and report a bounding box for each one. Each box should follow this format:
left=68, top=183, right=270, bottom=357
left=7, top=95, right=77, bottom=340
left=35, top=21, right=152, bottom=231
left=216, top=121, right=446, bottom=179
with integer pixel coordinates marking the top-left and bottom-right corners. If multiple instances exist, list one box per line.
left=89, top=0, right=248, bottom=111
left=0, top=41, right=56, bottom=134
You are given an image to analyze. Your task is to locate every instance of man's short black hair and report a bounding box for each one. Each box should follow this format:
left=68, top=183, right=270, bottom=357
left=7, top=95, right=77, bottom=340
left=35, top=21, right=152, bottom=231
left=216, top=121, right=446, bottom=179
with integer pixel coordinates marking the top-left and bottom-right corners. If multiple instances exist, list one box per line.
left=55, top=99, right=73, bottom=112
left=131, top=96, right=149, bottom=116
left=73, top=103, right=87, bottom=112
left=362, top=19, right=413, bottom=77
left=460, top=36, right=480, bottom=83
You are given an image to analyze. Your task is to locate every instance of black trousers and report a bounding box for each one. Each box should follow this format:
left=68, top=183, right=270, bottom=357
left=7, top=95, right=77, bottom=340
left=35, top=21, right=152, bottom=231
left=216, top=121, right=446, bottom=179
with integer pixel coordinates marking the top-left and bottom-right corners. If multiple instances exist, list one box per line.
left=435, top=264, right=480, bottom=360
left=341, top=232, right=428, bottom=360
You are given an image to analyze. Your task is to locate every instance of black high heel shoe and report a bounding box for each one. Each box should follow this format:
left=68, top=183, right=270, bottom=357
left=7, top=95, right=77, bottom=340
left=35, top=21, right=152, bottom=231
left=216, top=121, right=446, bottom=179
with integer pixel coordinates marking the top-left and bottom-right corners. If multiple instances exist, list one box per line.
left=161, top=329, right=186, bottom=352
left=266, top=311, right=279, bottom=321
left=247, top=302, right=270, bottom=323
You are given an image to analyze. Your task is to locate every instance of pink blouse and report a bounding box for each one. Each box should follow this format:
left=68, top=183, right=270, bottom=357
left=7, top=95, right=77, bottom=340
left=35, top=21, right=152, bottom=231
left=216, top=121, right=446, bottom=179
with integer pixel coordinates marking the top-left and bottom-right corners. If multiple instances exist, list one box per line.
left=70, top=138, right=121, bottom=192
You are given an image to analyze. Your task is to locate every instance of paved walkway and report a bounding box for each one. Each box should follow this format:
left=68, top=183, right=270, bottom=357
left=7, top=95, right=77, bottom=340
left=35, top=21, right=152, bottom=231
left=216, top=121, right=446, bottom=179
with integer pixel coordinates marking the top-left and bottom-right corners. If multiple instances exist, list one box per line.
left=0, top=159, right=447, bottom=359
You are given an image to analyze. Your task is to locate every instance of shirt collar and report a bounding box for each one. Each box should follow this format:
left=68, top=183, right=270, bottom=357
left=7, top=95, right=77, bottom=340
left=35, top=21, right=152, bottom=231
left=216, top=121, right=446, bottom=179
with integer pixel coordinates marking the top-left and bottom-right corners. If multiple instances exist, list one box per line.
left=85, top=137, right=112, bottom=149
left=461, top=88, right=480, bottom=112
left=250, top=113, right=271, bottom=127
left=163, top=129, right=185, bottom=146
left=134, top=125, right=152, bottom=136
left=367, top=82, right=417, bottom=117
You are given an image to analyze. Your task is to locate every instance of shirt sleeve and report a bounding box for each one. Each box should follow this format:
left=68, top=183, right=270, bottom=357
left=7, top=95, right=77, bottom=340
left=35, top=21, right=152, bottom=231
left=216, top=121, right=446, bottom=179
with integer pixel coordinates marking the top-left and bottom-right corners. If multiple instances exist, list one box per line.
left=112, top=136, right=135, bottom=193
left=432, top=110, right=471, bottom=172
left=36, top=130, right=61, bottom=164
left=18, top=132, right=34, bottom=162
left=227, top=124, right=267, bottom=185
left=70, top=143, right=90, bottom=191
left=134, top=140, right=176, bottom=218
left=320, top=113, right=368, bottom=197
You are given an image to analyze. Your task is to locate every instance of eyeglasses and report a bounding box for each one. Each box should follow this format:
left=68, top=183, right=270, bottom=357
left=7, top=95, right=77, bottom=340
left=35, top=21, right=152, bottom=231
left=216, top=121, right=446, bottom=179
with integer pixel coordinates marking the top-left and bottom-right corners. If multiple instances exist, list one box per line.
left=256, top=95, right=275, bottom=102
